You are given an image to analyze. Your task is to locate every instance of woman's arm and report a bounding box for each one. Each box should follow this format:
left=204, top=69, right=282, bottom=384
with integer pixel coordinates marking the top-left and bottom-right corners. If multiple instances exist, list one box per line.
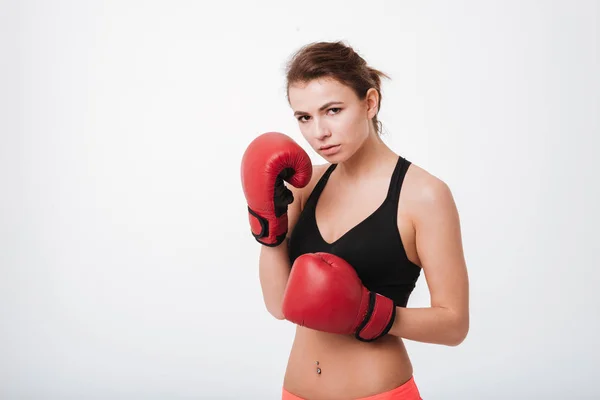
left=388, top=178, right=470, bottom=346
left=258, top=182, right=305, bottom=320
left=258, top=242, right=292, bottom=320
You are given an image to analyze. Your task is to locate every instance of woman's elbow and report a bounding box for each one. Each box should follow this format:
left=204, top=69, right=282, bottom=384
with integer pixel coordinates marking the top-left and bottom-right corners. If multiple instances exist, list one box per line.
left=270, top=309, right=285, bottom=320
left=265, top=301, right=285, bottom=320
left=448, top=320, right=469, bottom=346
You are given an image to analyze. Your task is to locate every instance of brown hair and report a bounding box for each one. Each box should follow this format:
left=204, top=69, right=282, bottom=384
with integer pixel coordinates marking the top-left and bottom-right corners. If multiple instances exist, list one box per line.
left=285, top=40, right=390, bottom=135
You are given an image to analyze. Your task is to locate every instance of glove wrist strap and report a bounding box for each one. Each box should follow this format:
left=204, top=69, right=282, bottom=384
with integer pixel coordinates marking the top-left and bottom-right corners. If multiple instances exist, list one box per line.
left=247, top=206, right=287, bottom=247
left=355, top=292, right=396, bottom=342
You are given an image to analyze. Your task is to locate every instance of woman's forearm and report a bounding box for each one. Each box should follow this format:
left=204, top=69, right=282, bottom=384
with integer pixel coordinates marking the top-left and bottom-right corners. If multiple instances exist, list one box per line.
left=387, top=306, right=468, bottom=346
left=258, top=241, right=292, bottom=319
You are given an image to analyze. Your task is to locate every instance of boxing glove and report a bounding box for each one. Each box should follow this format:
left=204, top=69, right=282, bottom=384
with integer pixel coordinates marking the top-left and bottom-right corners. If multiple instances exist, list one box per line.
left=241, top=132, right=312, bottom=246
left=282, top=252, right=396, bottom=342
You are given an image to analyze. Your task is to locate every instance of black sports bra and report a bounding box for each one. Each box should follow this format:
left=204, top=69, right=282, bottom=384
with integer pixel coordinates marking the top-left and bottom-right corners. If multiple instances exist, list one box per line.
left=288, top=156, right=421, bottom=307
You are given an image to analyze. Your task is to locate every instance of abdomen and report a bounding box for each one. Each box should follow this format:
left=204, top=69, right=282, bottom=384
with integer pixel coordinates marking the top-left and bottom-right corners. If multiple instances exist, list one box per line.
left=283, top=326, right=414, bottom=399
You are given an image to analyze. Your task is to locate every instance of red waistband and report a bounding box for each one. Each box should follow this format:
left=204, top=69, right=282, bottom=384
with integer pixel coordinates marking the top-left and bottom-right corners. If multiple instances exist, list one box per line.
left=282, top=376, right=422, bottom=400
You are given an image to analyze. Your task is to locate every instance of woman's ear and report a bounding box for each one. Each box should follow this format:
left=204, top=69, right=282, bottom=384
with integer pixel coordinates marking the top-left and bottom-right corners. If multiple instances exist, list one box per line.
left=365, top=88, right=379, bottom=119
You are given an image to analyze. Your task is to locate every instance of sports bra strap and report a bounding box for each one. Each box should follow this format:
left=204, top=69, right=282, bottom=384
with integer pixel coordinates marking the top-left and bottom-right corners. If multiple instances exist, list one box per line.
left=386, top=156, right=411, bottom=207
left=302, top=163, right=337, bottom=210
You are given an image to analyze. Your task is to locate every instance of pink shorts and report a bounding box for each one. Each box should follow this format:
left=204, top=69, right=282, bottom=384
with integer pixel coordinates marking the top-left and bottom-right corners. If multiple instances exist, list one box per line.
left=282, top=376, right=422, bottom=400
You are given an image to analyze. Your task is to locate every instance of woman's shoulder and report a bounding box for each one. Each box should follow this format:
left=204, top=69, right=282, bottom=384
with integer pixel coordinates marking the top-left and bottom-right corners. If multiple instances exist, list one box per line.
left=310, top=163, right=332, bottom=183
left=403, top=161, right=455, bottom=215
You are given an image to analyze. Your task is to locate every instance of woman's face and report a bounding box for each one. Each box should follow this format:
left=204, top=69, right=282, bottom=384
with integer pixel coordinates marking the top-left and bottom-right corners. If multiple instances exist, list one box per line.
left=288, top=78, right=378, bottom=163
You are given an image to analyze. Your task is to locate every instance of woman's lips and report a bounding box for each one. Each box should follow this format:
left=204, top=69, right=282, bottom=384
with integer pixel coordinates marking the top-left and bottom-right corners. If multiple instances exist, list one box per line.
left=319, top=144, right=341, bottom=156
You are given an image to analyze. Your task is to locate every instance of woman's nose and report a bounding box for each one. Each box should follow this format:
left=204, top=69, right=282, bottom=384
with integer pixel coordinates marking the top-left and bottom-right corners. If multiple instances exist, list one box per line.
left=314, top=120, right=332, bottom=141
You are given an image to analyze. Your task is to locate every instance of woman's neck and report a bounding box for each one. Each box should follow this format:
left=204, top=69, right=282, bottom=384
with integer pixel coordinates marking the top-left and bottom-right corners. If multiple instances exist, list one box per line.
left=335, top=131, right=398, bottom=183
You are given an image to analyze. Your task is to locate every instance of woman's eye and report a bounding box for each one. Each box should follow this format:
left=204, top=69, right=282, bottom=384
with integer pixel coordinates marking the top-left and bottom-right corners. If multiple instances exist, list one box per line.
left=297, top=108, right=341, bottom=123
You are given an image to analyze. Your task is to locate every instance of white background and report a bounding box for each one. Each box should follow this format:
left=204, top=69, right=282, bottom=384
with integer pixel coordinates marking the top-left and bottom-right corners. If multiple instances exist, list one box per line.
left=1, top=0, right=599, bottom=398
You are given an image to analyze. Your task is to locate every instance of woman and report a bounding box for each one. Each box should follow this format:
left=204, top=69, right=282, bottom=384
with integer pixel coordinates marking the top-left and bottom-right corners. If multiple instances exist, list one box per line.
left=241, top=41, right=469, bottom=400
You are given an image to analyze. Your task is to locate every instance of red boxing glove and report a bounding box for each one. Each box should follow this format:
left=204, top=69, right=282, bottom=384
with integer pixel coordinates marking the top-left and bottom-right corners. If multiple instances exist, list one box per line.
left=282, top=252, right=396, bottom=342
left=241, top=132, right=312, bottom=246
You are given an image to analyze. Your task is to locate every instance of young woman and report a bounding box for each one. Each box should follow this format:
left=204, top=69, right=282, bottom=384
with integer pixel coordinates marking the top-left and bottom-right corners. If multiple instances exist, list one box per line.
left=241, top=41, right=469, bottom=400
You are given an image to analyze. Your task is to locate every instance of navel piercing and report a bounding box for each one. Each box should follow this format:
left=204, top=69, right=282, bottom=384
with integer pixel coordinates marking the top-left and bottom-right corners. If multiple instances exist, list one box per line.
left=316, top=361, right=321, bottom=374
